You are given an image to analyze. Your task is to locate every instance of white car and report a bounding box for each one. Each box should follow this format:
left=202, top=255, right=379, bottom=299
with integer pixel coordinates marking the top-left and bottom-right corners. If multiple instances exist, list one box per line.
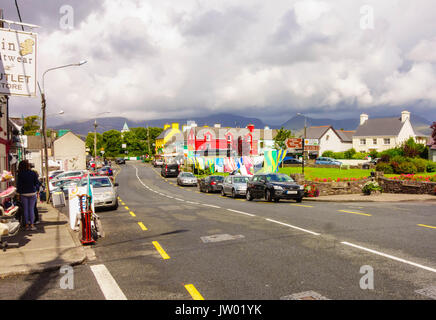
left=49, top=170, right=87, bottom=190
left=78, top=176, right=119, bottom=210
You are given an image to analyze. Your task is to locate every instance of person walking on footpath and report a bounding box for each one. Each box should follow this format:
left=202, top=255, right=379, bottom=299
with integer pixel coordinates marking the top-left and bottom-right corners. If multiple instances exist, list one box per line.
left=16, top=160, right=39, bottom=231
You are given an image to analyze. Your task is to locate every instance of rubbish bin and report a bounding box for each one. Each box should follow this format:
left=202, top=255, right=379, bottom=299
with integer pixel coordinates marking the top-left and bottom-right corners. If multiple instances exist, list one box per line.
left=52, top=191, right=65, bottom=208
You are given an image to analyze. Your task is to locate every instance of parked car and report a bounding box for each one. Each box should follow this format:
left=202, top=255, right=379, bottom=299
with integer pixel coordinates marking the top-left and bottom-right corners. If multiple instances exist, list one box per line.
left=153, top=157, right=164, bottom=167
left=198, top=175, right=224, bottom=193
left=221, top=175, right=250, bottom=198
left=161, top=163, right=180, bottom=178
left=99, top=166, right=113, bottom=176
left=246, top=173, right=304, bottom=203
left=177, top=172, right=198, bottom=186
left=49, top=170, right=87, bottom=190
left=362, top=158, right=380, bottom=169
left=51, top=178, right=81, bottom=200
left=315, top=157, right=342, bottom=166
left=78, top=176, right=119, bottom=210
left=115, top=158, right=126, bottom=165
left=283, top=157, right=303, bottom=165
left=49, top=170, right=64, bottom=180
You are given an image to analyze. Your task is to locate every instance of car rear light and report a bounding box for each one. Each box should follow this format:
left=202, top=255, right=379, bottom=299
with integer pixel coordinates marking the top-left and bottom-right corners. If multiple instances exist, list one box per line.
left=210, top=181, right=216, bottom=185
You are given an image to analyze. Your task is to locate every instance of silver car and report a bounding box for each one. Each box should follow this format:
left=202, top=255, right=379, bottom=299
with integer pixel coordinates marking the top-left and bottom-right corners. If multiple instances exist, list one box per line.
left=177, top=172, right=198, bottom=186
left=221, top=175, right=251, bottom=198
left=79, top=176, right=119, bottom=210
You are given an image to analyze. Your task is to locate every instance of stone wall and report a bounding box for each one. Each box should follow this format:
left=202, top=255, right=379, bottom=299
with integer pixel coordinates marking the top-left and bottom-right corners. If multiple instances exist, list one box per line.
left=377, top=177, right=436, bottom=195
left=290, top=172, right=436, bottom=195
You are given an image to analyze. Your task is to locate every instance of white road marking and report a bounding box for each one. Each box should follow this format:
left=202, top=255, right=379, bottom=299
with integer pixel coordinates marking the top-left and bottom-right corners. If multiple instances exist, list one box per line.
left=90, top=264, right=127, bottom=300
left=186, top=201, right=200, bottom=205
left=227, top=209, right=255, bottom=217
left=174, top=198, right=185, bottom=202
left=265, top=218, right=320, bottom=236
left=341, top=241, right=436, bottom=273
left=202, top=204, right=221, bottom=208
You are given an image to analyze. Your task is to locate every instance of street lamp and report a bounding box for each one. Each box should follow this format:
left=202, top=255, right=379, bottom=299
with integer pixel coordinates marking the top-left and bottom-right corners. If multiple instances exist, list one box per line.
left=39, top=60, right=87, bottom=203
left=297, top=113, right=307, bottom=175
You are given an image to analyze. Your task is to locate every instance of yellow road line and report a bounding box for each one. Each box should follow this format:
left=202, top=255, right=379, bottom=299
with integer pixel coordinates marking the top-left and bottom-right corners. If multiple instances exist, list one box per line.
left=184, top=284, right=204, bottom=300
left=291, top=204, right=314, bottom=208
left=338, top=210, right=372, bottom=217
left=418, top=224, right=436, bottom=229
left=138, top=222, right=148, bottom=231
left=152, top=241, right=170, bottom=260
left=124, top=206, right=129, bottom=210
left=129, top=211, right=136, bottom=217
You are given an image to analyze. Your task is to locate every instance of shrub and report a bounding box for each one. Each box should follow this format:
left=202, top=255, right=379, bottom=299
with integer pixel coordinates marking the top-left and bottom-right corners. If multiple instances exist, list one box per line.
left=376, top=162, right=394, bottom=174
left=362, top=181, right=382, bottom=193
left=380, top=148, right=403, bottom=160
left=368, top=149, right=379, bottom=160
left=395, top=162, right=418, bottom=174
left=410, top=158, right=428, bottom=173
left=427, top=162, right=436, bottom=173
left=304, top=185, right=320, bottom=197
left=352, top=152, right=368, bottom=160
left=333, top=152, right=345, bottom=159
left=344, top=148, right=357, bottom=159
left=322, top=150, right=335, bottom=158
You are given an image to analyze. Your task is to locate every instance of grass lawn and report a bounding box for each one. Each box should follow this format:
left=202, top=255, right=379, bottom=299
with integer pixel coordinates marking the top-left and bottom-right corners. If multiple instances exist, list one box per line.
left=278, top=167, right=374, bottom=180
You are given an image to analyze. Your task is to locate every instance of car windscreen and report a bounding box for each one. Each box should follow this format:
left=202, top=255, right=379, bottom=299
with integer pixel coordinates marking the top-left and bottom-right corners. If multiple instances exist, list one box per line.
left=211, top=176, right=224, bottom=181
left=233, top=177, right=249, bottom=183
left=181, top=173, right=194, bottom=177
left=265, top=174, right=294, bottom=182
left=80, top=178, right=112, bottom=188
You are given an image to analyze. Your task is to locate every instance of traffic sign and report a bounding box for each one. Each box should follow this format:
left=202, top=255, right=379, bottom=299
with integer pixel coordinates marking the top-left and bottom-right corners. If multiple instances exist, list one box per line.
left=304, top=139, right=319, bottom=146
left=285, top=138, right=302, bottom=149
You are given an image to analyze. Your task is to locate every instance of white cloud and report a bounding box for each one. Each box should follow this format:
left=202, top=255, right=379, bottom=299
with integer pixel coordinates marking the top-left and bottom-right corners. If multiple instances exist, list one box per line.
left=7, top=0, right=436, bottom=123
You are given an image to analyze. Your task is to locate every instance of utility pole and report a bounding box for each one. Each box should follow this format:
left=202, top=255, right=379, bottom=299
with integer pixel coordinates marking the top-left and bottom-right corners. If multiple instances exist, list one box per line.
left=147, top=124, right=151, bottom=157
left=94, top=119, right=97, bottom=162
left=38, top=83, right=50, bottom=204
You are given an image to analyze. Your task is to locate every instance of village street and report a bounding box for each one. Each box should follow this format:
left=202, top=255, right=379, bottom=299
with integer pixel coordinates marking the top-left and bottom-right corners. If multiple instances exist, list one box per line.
left=1, top=162, right=435, bottom=301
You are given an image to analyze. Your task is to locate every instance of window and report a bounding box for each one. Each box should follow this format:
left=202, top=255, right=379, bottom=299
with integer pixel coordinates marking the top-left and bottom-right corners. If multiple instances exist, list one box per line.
left=205, top=134, right=211, bottom=142
left=360, top=139, right=366, bottom=145
left=384, top=138, right=391, bottom=145
left=373, top=139, right=377, bottom=145
left=326, top=135, right=330, bottom=141
left=226, top=135, right=232, bottom=142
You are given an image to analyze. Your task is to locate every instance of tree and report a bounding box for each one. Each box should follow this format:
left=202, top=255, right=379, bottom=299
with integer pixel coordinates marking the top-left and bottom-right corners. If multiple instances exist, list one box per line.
left=23, top=115, right=41, bottom=135
left=274, top=127, right=294, bottom=150
left=102, top=130, right=122, bottom=157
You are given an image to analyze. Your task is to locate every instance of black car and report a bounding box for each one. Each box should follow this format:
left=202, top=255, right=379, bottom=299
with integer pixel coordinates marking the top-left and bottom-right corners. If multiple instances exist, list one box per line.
left=283, top=157, right=303, bottom=165
left=115, top=158, right=126, bottom=164
left=198, top=175, right=224, bottom=193
left=246, top=173, right=304, bottom=203
left=161, top=163, right=180, bottom=177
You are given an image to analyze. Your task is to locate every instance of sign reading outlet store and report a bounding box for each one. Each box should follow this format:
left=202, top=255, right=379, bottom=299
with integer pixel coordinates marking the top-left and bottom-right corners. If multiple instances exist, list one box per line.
left=0, top=28, right=37, bottom=97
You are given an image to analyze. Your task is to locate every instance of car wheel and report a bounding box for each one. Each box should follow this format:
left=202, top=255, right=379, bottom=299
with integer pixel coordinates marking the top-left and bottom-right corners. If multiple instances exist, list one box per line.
left=231, top=189, right=236, bottom=198
left=113, top=200, right=119, bottom=210
left=246, top=190, right=253, bottom=201
left=266, top=189, right=272, bottom=202
left=296, top=197, right=303, bottom=203
left=221, top=188, right=226, bottom=196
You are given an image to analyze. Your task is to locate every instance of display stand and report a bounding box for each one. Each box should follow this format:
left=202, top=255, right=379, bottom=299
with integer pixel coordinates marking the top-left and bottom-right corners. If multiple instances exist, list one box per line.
left=78, top=194, right=96, bottom=245
left=0, top=186, right=20, bottom=252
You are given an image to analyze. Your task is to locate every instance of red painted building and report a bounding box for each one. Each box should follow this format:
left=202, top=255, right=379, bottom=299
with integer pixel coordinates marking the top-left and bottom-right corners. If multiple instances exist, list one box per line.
left=186, top=124, right=258, bottom=157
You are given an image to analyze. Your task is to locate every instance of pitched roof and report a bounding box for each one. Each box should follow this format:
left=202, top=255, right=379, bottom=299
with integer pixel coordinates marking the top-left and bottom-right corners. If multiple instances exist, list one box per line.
left=354, top=117, right=405, bottom=137
left=156, top=128, right=171, bottom=140
left=304, top=126, right=331, bottom=139
left=336, top=130, right=355, bottom=142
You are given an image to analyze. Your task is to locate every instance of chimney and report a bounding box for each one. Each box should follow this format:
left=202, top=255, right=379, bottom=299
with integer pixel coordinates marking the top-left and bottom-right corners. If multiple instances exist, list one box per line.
left=164, top=124, right=171, bottom=130
left=401, top=110, right=410, bottom=123
left=360, top=114, right=369, bottom=125
left=247, top=124, right=255, bottom=132
left=214, top=124, right=221, bottom=128
left=171, top=123, right=179, bottom=130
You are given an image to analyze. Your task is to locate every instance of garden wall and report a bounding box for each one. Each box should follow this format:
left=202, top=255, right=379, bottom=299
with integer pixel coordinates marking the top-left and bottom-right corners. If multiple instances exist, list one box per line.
left=377, top=177, right=436, bottom=195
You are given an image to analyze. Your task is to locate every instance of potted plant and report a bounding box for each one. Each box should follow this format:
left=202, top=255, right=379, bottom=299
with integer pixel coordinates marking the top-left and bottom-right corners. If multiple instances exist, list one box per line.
left=362, top=181, right=382, bottom=195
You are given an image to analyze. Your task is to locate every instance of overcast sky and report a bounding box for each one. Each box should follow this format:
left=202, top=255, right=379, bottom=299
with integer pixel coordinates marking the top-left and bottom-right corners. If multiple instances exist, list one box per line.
left=3, top=0, right=436, bottom=125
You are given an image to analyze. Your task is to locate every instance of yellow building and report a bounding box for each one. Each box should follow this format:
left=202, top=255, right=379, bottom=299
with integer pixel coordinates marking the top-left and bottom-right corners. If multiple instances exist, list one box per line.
left=155, top=123, right=182, bottom=154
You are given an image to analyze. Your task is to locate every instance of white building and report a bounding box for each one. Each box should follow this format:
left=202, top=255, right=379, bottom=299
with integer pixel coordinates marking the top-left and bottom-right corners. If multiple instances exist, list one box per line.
left=352, top=111, right=419, bottom=153
left=53, top=132, right=86, bottom=171
left=303, top=126, right=354, bottom=156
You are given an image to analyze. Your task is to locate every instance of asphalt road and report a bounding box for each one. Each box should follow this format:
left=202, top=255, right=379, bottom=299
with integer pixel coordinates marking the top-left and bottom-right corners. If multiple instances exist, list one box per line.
left=1, top=161, right=435, bottom=300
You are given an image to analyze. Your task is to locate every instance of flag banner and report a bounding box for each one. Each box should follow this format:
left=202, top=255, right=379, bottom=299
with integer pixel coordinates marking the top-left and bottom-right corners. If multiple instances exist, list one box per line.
left=215, top=158, right=224, bottom=173
left=263, top=150, right=286, bottom=173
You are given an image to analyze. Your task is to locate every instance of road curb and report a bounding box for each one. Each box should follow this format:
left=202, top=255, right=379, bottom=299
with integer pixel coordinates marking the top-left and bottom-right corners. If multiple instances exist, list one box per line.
left=303, top=197, right=436, bottom=203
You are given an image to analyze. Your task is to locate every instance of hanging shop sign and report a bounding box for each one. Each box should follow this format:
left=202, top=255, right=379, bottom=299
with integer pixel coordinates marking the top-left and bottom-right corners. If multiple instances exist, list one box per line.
left=0, top=28, right=37, bottom=97
left=304, top=139, right=319, bottom=146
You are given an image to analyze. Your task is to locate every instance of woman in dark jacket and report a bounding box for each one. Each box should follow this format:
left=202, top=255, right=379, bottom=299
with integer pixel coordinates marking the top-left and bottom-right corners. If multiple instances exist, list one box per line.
left=16, top=160, right=39, bottom=231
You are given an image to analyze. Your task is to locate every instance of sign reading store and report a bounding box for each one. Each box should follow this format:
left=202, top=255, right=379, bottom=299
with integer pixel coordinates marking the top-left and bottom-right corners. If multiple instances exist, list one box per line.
left=0, top=27, right=37, bottom=97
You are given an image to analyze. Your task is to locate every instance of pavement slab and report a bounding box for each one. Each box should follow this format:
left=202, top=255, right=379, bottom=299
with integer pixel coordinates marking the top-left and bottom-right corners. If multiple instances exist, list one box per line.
left=0, top=203, right=87, bottom=279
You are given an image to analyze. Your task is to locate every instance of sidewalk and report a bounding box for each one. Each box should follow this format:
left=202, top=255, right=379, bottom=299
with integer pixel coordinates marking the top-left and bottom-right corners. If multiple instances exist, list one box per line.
left=304, top=193, right=436, bottom=202
left=0, top=203, right=88, bottom=279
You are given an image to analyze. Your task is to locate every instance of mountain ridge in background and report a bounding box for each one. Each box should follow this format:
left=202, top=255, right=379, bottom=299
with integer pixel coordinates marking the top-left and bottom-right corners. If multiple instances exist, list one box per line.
left=51, top=113, right=433, bottom=136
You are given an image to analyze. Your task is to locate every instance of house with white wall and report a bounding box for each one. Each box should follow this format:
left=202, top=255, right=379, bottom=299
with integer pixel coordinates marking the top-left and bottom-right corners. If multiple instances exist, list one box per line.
left=303, top=126, right=354, bottom=156
left=53, top=131, right=86, bottom=171
left=352, top=111, right=418, bottom=153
